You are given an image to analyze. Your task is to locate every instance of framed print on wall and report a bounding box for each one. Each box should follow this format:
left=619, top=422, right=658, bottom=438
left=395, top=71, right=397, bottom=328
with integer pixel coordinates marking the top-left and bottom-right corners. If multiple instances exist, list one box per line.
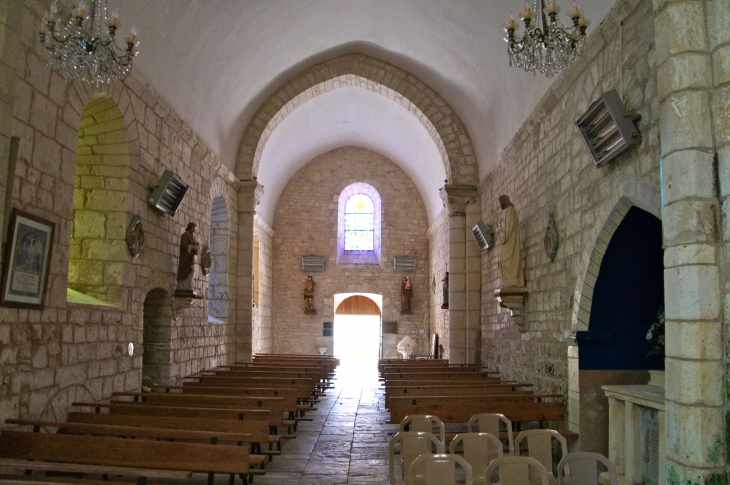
left=1, top=209, right=55, bottom=309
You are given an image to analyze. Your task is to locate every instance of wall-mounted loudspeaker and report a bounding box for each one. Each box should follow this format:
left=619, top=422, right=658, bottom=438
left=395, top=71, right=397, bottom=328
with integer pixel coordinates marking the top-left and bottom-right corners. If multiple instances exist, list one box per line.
left=576, top=89, right=641, bottom=168
left=148, top=169, right=189, bottom=216
left=471, top=221, right=494, bottom=251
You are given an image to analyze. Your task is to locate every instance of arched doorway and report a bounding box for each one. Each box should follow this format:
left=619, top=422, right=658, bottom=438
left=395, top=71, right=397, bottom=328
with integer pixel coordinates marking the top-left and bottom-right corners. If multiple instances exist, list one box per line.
left=333, top=293, right=382, bottom=378
left=578, top=207, right=664, bottom=455
left=142, top=288, right=173, bottom=385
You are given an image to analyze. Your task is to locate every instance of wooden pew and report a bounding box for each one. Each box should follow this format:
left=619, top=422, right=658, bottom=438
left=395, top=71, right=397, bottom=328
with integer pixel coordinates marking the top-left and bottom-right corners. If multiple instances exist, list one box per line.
left=5, top=419, right=268, bottom=468
left=387, top=395, right=565, bottom=425
left=220, top=364, right=331, bottom=382
left=0, top=430, right=256, bottom=485
left=72, top=402, right=270, bottom=423
left=202, top=369, right=324, bottom=386
left=382, top=371, right=500, bottom=381
left=66, top=411, right=280, bottom=455
left=383, top=383, right=535, bottom=408
left=183, top=376, right=315, bottom=404
left=111, top=392, right=291, bottom=428
left=150, top=385, right=315, bottom=417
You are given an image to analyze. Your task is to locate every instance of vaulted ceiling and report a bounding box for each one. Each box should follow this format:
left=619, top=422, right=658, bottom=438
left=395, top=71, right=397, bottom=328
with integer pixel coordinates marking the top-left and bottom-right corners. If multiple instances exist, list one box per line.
left=109, top=0, right=616, bottom=223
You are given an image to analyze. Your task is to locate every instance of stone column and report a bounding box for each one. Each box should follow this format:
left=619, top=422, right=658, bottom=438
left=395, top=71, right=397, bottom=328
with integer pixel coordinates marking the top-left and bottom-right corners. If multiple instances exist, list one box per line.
left=655, top=0, right=726, bottom=480
left=235, top=180, right=263, bottom=362
left=710, top=0, right=730, bottom=480
left=440, top=184, right=479, bottom=364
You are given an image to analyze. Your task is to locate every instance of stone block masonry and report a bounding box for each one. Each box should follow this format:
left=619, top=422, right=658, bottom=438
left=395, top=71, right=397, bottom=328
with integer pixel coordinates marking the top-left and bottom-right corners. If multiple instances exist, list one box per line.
left=271, top=147, right=430, bottom=356
left=0, top=0, right=240, bottom=425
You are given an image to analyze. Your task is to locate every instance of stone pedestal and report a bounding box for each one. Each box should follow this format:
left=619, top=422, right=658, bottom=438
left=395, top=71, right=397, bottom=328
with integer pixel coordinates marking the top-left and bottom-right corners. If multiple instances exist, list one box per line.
left=602, top=385, right=665, bottom=485
left=172, top=290, right=202, bottom=319
left=494, top=287, right=528, bottom=332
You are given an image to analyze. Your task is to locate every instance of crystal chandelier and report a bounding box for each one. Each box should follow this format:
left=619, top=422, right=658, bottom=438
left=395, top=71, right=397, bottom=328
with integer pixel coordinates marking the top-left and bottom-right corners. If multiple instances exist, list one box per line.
left=39, top=0, right=138, bottom=86
left=505, top=0, right=587, bottom=78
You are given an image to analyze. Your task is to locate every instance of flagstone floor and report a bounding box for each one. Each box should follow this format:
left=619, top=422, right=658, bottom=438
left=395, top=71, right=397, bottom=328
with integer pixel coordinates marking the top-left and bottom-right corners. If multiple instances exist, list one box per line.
left=252, top=364, right=396, bottom=485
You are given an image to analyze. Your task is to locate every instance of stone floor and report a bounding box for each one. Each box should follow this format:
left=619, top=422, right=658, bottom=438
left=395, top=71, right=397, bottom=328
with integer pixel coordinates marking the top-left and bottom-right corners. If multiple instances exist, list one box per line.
left=251, top=364, right=396, bottom=485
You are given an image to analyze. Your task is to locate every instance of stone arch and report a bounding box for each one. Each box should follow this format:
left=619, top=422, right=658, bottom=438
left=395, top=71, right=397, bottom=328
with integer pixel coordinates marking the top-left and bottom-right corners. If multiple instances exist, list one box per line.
left=235, top=53, right=478, bottom=185
left=570, top=179, right=662, bottom=332
left=142, top=287, right=173, bottom=385
left=337, top=182, right=382, bottom=266
left=67, top=93, right=132, bottom=306
left=566, top=178, right=661, bottom=449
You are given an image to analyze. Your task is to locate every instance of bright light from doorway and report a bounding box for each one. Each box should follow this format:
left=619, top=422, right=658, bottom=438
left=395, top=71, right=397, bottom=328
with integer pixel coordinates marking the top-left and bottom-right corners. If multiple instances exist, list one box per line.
left=334, top=314, right=380, bottom=380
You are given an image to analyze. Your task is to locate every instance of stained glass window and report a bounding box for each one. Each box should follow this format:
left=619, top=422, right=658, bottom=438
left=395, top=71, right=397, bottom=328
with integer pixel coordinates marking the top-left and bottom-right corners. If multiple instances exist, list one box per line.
left=344, top=194, right=374, bottom=251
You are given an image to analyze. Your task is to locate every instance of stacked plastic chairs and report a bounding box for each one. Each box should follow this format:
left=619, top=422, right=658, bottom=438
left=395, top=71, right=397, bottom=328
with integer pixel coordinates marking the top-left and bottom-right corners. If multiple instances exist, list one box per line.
left=389, top=413, right=618, bottom=485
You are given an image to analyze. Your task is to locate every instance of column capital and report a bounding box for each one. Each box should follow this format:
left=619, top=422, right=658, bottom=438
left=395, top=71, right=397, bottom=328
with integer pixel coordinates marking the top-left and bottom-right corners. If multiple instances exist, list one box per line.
left=237, top=180, right=264, bottom=213
left=440, top=184, right=478, bottom=216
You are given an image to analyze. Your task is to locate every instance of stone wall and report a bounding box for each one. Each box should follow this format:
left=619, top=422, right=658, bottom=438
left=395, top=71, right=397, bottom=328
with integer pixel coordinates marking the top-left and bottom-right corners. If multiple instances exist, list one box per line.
left=271, top=146, right=430, bottom=356
left=0, top=0, right=239, bottom=424
left=479, top=0, right=660, bottom=420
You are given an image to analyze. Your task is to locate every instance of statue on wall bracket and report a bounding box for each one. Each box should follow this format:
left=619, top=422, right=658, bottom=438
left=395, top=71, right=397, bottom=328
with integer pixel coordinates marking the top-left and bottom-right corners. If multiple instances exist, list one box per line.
left=303, top=275, right=316, bottom=314
left=441, top=272, right=449, bottom=309
left=175, top=222, right=202, bottom=299
left=493, top=195, right=528, bottom=332
left=126, top=215, right=145, bottom=257
left=401, top=275, right=412, bottom=314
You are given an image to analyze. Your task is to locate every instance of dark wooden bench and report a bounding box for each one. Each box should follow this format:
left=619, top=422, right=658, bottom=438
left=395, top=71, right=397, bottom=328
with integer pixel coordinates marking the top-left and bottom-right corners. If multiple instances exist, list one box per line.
left=387, top=395, right=565, bottom=425
left=382, top=371, right=500, bottom=381
left=0, top=430, right=258, bottom=485
left=4, top=419, right=267, bottom=468
left=183, top=376, right=315, bottom=403
left=111, top=392, right=289, bottom=428
left=383, top=383, right=535, bottom=408
left=150, top=385, right=316, bottom=417
left=66, top=411, right=281, bottom=456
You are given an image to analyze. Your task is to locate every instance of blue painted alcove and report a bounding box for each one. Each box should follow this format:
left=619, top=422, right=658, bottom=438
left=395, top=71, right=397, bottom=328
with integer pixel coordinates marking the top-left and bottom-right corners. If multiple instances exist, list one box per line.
left=579, top=207, right=664, bottom=371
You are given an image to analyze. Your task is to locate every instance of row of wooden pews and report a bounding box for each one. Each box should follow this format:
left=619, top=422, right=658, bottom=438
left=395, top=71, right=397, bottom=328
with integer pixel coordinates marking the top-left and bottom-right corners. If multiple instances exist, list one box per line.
left=0, top=353, right=338, bottom=485
left=380, top=358, right=570, bottom=439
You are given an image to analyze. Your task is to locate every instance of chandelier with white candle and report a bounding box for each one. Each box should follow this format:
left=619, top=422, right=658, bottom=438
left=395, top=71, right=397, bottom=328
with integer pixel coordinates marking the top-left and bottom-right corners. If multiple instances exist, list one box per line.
left=39, top=0, right=138, bottom=85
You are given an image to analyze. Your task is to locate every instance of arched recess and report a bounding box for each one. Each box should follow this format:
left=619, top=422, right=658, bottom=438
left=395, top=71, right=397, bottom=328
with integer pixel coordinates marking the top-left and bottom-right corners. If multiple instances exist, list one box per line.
left=208, top=195, right=229, bottom=322
left=337, top=182, right=382, bottom=266
left=142, top=288, right=173, bottom=385
left=566, top=179, right=662, bottom=455
left=235, top=53, right=478, bottom=185
left=67, top=94, right=131, bottom=307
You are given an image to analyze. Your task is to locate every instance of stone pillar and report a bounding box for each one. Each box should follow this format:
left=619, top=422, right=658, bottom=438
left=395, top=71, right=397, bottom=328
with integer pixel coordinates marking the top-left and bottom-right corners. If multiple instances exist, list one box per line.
left=710, top=0, right=730, bottom=480
left=440, top=184, right=479, bottom=364
left=235, top=180, right=263, bottom=362
left=655, top=0, right=726, bottom=480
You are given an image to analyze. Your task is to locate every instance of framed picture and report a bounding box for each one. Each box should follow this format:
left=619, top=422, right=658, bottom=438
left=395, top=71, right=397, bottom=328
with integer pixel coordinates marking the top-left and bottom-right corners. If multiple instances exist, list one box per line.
left=1, top=209, right=55, bottom=309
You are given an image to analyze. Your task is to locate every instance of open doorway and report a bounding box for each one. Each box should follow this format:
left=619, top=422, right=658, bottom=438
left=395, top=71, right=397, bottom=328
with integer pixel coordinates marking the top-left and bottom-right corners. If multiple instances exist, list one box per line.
left=333, top=293, right=382, bottom=380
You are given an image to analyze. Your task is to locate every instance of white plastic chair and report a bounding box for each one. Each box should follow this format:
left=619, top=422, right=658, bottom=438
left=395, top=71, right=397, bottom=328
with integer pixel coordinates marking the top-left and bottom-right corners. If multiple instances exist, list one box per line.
left=400, top=414, right=446, bottom=450
left=449, top=432, right=503, bottom=484
left=484, top=456, right=550, bottom=485
left=557, top=452, right=618, bottom=485
left=389, top=431, right=444, bottom=484
left=514, top=429, right=568, bottom=484
left=467, top=412, right=514, bottom=453
left=408, top=453, right=473, bottom=485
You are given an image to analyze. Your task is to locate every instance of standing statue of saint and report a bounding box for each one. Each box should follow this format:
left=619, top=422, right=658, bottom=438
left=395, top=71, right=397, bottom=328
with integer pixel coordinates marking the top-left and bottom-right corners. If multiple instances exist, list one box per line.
left=401, top=275, right=413, bottom=313
left=176, top=222, right=200, bottom=291
left=303, top=275, right=315, bottom=311
left=441, top=272, right=449, bottom=308
left=495, top=195, right=525, bottom=288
